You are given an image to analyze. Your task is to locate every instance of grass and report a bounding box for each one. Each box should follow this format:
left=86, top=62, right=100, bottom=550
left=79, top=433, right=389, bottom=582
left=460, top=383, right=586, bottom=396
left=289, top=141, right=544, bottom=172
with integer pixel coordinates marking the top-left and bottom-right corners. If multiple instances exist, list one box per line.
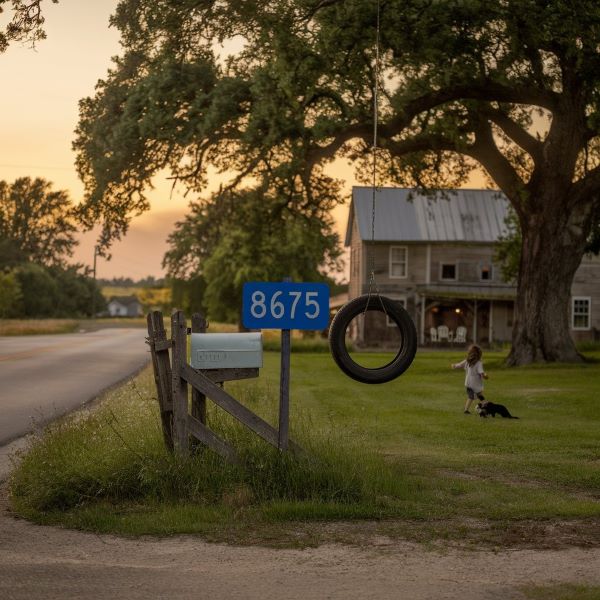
left=522, top=584, right=600, bottom=600
left=0, top=318, right=150, bottom=336
left=8, top=349, right=600, bottom=547
left=0, top=319, right=81, bottom=336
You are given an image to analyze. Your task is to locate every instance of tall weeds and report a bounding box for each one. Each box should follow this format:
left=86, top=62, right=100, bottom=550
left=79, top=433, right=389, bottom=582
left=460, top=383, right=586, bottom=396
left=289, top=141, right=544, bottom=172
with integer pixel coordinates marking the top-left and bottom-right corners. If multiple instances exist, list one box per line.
left=10, top=372, right=406, bottom=518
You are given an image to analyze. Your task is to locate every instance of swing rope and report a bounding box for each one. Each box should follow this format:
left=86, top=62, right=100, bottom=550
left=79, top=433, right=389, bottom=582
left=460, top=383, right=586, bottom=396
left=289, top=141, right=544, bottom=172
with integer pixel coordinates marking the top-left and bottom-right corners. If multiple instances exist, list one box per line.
left=365, top=0, right=387, bottom=316
left=327, top=0, right=418, bottom=384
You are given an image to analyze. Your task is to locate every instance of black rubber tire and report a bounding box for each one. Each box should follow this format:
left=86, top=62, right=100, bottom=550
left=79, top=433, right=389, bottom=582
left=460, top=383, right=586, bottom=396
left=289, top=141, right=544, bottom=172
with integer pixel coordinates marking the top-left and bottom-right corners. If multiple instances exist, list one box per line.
left=329, top=294, right=417, bottom=384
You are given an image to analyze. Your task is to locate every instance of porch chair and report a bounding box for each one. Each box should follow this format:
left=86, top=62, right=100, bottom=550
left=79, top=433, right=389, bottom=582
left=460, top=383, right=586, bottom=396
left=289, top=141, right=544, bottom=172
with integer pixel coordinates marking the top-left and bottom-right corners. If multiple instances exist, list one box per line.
left=454, top=326, right=467, bottom=344
left=429, top=327, right=439, bottom=343
left=437, top=325, right=450, bottom=342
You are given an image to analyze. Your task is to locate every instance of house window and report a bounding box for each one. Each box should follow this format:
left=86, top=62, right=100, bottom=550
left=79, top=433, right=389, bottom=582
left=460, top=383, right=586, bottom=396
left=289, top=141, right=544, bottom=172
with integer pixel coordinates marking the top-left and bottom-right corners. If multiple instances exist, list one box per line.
left=387, top=297, right=407, bottom=327
left=480, top=263, right=493, bottom=281
left=440, top=263, right=457, bottom=281
left=572, top=297, right=591, bottom=330
left=389, top=246, right=407, bottom=278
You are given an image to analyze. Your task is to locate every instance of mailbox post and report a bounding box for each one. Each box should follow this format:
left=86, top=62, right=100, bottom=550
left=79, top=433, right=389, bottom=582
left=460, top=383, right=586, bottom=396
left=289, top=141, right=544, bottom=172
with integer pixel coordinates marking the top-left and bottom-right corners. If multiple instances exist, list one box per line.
left=279, top=320, right=291, bottom=451
left=148, top=309, right=302, bottom=460
left=242, top=280, right=329, bottom=452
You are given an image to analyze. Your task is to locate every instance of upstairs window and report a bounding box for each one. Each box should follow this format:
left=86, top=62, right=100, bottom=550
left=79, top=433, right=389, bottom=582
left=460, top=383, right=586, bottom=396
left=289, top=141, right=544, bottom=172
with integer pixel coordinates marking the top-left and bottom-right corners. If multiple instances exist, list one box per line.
left=572, top=297, right=591, bottom=330
left=440, top=263, right=457, bottom=281
left=389, top=246, right=407, bottom=278
left=480, top=263, right=493, bottom=281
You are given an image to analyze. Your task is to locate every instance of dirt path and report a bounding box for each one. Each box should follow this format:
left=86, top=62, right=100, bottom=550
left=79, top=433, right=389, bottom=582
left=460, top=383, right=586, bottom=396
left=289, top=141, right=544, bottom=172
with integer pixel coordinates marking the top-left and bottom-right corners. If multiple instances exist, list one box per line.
left=2, top=439, right=599, bottom=599
left=1, top=488, right=600, bottom=600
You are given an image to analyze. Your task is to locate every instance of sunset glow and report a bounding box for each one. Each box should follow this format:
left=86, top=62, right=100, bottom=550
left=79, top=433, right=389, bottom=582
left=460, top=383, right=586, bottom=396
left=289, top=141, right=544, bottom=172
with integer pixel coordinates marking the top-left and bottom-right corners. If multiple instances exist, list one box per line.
left=0, top=0, right=485, bottom=279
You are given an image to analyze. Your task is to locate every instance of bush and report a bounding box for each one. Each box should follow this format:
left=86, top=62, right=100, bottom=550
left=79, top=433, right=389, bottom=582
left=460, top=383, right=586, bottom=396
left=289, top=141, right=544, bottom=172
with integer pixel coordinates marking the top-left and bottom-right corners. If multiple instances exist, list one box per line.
left=0, top=270, right=22, bottom=317
left=12, top=262, right=106, bottom=318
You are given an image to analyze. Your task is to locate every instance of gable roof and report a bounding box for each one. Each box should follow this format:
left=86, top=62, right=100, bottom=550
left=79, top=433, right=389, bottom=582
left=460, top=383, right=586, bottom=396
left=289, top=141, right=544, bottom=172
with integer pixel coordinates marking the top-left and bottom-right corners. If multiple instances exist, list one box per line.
left=108, top=295, right=141, bottom=307
left=346, top=187, right=510, bottom=246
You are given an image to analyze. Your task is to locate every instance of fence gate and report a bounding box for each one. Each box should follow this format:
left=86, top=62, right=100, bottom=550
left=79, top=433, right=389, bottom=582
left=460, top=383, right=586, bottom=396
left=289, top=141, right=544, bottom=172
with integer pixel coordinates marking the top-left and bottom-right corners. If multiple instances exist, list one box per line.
left=146, top=310, right=300, bottom=461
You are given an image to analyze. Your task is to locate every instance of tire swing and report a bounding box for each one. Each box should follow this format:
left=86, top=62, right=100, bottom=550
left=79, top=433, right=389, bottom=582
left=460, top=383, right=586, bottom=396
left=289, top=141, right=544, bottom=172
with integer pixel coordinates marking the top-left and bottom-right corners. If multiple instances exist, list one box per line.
left=328, top=1, right=418, bottom=384
left=329, top=294, right=417, bottom=384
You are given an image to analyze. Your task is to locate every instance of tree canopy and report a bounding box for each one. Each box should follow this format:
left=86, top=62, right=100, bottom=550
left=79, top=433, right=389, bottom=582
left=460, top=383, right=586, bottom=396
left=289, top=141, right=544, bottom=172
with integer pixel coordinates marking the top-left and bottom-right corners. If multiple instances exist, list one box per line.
left=0, top=176, right=105, bottom=318
left=75, top=0, right=600, bottom=363
left=0, top=0, right=58, bottom=52
left=0, top=177, right=77, bottom=268
left=164, top=187, right=341, bottom=323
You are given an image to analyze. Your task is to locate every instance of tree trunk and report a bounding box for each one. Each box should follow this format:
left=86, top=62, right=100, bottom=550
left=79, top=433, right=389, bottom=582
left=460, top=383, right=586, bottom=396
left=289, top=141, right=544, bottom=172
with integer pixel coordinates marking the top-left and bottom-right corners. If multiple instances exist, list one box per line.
left=507, top=202, right=589, bottom=365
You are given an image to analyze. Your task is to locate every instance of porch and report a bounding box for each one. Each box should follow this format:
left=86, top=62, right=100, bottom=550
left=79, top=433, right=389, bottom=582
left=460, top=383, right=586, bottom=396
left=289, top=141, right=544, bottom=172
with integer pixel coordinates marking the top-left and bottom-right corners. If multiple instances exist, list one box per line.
left=416, top=284, right=517, bottom=347
left=341, top=284, right=516, bottom=349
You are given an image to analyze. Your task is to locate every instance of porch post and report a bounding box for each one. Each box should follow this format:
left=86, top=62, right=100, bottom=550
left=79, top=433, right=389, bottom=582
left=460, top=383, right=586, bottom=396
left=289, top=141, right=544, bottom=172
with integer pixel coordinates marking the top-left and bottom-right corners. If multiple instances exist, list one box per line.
left=420, top=295, right=426, bottom=345
left=473, top=299, right=478, bottom=343
left=489, top=300, right=493, bottom=345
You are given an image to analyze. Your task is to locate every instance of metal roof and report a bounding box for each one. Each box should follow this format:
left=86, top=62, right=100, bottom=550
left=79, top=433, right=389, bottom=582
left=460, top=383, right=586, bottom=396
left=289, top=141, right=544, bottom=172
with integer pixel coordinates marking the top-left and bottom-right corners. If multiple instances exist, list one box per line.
left=346, top=187, right=510, bottom=246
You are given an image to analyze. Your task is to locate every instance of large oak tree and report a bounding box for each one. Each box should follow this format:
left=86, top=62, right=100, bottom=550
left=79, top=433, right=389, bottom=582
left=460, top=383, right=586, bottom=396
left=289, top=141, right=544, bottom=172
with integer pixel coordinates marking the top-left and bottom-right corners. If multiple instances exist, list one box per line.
left=75, top=0, right=600, bottom=365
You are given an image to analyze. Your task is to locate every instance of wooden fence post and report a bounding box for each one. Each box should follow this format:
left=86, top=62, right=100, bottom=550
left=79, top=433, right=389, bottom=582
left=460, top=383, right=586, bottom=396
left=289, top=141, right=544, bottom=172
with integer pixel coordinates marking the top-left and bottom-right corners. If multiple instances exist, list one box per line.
left=147, top=308, right=302, bottom=460
left=191, top=312, right=207, bottom=425
left=146, top=311, right=173, bottom=451
left=171, top=310, right=189, bottom=455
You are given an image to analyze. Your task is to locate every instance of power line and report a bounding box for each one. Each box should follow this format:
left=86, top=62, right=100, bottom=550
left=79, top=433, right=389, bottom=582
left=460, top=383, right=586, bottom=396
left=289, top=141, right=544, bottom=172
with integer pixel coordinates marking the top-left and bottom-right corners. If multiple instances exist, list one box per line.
left=0, top=162, right=75, bottom=171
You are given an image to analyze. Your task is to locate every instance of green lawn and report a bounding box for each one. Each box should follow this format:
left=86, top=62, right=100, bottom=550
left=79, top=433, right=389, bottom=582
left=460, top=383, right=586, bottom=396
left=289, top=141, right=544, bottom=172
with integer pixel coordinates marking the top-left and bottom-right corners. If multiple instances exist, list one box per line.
left=9, top=349, right=600, bottom=547
left=290, top=350, right=600, bottom=510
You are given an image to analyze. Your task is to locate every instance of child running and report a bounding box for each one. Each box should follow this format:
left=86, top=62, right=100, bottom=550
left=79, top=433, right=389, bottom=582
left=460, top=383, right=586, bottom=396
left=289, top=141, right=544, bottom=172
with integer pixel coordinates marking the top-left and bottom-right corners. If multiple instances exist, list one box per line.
left=451, top=344, right=488, bottom=414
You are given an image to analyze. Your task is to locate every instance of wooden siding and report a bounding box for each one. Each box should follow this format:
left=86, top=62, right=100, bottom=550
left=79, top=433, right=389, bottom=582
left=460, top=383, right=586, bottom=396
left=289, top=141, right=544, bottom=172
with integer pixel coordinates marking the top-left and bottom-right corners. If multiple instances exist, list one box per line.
left=490, top=301, right=514, bottom=343
left=354, top=241, right=504, bottom=289
left=349, top=218, right=363, bottom=300
left=346, top=225, right=600, bottom=343
left=430, top=244, right=499, bottom=284
left=571, top=254, right=600, bottom=340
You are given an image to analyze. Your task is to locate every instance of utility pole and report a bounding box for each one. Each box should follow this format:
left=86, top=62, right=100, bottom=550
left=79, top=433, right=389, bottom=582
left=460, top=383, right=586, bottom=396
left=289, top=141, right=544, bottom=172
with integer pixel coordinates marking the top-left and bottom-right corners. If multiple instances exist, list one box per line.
left=91, top=245, right=98, bottom=318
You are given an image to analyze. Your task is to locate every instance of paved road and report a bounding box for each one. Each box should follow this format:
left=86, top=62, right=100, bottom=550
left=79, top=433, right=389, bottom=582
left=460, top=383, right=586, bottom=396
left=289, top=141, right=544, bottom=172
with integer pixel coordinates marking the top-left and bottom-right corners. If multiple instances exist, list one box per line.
left=0, top=329, right=149, bottom=445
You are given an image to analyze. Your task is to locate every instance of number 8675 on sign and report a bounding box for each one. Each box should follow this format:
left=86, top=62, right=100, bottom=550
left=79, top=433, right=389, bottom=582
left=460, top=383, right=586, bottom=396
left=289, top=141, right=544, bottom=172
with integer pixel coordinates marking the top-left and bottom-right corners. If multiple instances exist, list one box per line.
left=242, top=282, right=330, bottom=330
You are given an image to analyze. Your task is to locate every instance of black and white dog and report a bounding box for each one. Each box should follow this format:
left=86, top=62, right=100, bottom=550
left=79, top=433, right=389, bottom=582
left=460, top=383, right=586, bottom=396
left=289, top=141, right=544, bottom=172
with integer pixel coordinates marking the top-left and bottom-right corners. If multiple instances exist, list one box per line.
left=476, top=401, right=519, bottom=419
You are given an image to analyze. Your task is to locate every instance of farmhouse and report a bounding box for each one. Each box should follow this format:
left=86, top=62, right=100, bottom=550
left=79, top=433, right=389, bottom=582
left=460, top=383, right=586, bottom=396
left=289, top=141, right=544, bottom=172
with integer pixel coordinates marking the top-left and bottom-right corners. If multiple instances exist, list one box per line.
left=107, top=295, right=143, bottom=318
left=345, top=187, right=600, bottom=346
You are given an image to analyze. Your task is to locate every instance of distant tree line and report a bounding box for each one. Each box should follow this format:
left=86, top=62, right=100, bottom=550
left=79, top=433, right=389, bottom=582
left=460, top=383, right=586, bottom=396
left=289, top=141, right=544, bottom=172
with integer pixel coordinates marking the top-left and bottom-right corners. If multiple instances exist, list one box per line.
left=98, top=275, right=166, bottom=288
left=0, top=177, right=105, bottom=318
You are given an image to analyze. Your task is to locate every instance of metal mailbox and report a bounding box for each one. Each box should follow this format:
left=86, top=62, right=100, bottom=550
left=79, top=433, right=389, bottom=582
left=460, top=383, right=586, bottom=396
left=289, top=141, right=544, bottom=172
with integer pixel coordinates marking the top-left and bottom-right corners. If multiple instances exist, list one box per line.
left=190, top=332, right=263, bottom=370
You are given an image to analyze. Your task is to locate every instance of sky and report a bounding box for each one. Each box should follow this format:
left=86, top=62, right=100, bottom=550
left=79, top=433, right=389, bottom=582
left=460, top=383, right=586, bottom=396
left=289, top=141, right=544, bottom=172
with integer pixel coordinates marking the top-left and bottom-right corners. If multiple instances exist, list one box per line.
left=0, top=0, right=485, bottom=281
left=0, top=0, right=192, bottom=280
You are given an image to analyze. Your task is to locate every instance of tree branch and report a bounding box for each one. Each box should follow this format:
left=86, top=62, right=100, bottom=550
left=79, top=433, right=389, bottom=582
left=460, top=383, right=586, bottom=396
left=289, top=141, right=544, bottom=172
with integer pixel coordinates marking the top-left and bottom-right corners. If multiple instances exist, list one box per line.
left=307, top=122, right=372, bottom=165
left=307, top=79, right=555, bottom=168
left=382, top=81, right=558, bottom=140
left=383, top=134, right=465, bottom=157
left=572, top=165, right=600, bottom=209
left=482, top=106, right=542, bottom=162
left=469, top=115, right=527, bottom=215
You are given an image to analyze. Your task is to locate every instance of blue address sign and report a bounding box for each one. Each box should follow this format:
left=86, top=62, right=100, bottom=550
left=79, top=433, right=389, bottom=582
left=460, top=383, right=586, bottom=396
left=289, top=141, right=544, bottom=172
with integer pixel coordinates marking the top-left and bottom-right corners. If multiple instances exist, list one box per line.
left=242, top=282, right=330, bottom=330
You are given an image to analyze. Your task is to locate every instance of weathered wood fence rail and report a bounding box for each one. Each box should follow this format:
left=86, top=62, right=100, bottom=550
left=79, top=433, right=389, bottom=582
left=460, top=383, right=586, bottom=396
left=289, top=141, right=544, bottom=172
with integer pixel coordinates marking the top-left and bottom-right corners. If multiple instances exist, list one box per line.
left=146, top=310, right=300, bottom=460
